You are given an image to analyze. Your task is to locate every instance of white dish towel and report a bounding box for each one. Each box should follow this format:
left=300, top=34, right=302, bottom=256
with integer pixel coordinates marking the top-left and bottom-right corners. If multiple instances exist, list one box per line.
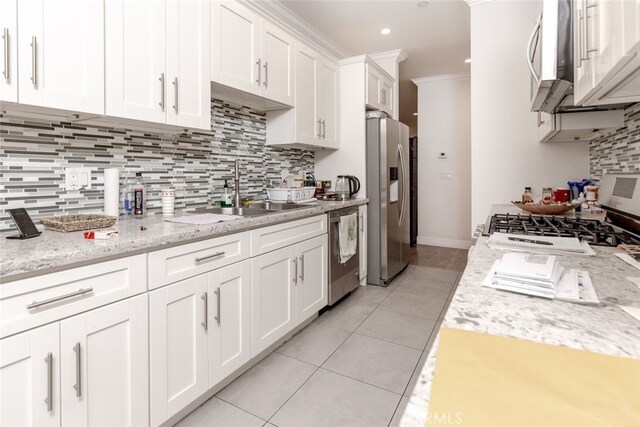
left=339, top=213, right=358, bottom=264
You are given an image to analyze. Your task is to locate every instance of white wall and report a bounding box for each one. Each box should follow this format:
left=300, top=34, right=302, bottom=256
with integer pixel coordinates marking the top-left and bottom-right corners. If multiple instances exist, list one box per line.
left=414, top=74, right=471, bottom=249
left=470, top=0, right=590, bottom=229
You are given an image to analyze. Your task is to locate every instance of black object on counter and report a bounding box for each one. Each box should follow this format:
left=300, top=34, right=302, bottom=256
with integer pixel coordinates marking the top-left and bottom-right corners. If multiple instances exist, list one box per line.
left=7, top=208, right=42, bottom=239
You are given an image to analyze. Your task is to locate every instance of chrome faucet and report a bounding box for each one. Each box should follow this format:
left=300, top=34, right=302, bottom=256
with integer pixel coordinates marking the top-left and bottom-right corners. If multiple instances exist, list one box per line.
left=234, top=159, right=241, bottom=207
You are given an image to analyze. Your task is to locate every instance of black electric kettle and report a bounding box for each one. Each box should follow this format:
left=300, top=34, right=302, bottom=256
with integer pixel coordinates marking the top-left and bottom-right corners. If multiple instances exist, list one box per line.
left=335, top=175, right=361, bottom=200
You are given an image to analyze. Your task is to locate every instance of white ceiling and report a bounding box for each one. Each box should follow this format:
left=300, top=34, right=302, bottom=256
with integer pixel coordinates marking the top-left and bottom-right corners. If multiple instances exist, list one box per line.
left=280, top=0, right=471, bottom=82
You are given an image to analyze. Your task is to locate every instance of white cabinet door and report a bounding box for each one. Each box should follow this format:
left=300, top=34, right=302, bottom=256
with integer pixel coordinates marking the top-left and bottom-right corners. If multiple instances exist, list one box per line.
left=365, top=63, right=381, bottom=110
left=60, top=294, right=148, bottom=427
left=622, top=0, right=640, bottom=54
left=105, top=0, right=166, bottom=123
left=166, top=0, right=211, bottom=130
left=0, top=0, right=17, bottom=102
left=359, top=204, right=367, bottom=285
left=260, top=20, right=293, bottom=106
left=0, top=323, right=60, bottom=427
left=294, top=42, right=320, bottom=146
left=18, top=0, right=104, bottom=114
left=318, top=57, right=339, bottom=148
left=381, top=76, right=394, bottom=116
left=251, top=246, right=296, bottom=357
left=295, top=235, right=328, bottom=326
left=209, top=260, right=251, bottom=387
left=536, top=111, right=556, bottom=143
left=150, top=276, right=209, bottom=426
left=574, top=0, right=598, bottom=104
left=212, top=0, right=260, bottom=95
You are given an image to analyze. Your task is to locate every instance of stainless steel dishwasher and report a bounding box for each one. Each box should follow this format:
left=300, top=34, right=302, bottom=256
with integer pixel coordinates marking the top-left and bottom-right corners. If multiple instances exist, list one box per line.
left=328, top=206, right=360, bottom=305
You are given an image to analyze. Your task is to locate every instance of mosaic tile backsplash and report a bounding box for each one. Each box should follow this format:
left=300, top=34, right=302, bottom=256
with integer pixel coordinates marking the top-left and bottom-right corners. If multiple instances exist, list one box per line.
left=590, top=103, right=640, bottom=183
left=0, top=100, right=314, bottom=231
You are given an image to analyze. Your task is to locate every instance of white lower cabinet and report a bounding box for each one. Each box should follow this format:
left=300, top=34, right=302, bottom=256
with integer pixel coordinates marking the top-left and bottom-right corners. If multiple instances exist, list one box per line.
left=251, top=235, right=328, bottom=356
left=208, top=260, right=252, bottom=386
left=0, top=295, right=148, bottom=427
left=251, top=245, right=297, bottom=357
left=60, top=294, right=149, bottom=427
left=150, top=275, right=209, bottom=426
left=0, top=323, right=60, bottom=427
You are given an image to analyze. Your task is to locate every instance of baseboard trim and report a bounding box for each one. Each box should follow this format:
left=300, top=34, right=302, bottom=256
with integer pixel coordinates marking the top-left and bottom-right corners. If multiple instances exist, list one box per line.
left=417, top=236, right=472, bottom=250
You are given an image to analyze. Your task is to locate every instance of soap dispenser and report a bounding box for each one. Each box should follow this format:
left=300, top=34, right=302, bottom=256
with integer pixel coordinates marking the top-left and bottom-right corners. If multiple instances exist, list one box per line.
left=221, top=180, right=232, bottom=207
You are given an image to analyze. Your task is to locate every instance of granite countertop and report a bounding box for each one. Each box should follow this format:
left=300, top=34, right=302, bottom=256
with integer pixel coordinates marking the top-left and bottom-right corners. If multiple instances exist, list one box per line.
left=0, top=199, right=367, bottom=283
left=402, top=205, right=640, bottom=426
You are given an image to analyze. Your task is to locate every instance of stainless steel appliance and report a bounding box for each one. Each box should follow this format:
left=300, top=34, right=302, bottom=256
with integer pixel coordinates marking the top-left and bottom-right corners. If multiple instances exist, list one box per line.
left=366, top=114, right=410, bottom=286
left=484, top=173, right=640, bottom=246
left=335, top=175, right=361, bottom=200
left=328, top=206, right=360, bottom=304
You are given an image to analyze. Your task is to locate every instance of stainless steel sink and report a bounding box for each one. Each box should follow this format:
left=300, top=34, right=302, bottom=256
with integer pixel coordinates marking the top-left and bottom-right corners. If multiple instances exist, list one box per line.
left=196, top=207, right=273, bottom=217
left=247, top=202, right=307, bottom=211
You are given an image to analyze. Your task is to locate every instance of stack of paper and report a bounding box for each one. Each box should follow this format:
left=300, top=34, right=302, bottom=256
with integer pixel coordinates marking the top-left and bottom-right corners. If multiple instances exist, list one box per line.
left=483, top=252, right=600, bottom=305
left=486, top=233, right=596, bottom=256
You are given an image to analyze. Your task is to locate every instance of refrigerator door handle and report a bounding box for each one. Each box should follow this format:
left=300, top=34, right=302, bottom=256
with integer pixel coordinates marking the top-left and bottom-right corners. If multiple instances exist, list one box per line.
left=397, top=144, right=405, bottom=226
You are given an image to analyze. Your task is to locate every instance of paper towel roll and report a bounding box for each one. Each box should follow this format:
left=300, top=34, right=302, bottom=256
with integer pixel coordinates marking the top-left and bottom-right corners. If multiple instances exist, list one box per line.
left=104, top=168, right=120, bottom=218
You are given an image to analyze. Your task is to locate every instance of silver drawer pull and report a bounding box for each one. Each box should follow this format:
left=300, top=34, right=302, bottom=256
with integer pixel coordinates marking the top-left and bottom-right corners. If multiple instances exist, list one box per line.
left=194, top=251, right=225, bottom=264
left=45, top=352, right=53, bottom=411
left=27, top=288, right=94, bottom=309
left=73, top=342, right=81, bottom=398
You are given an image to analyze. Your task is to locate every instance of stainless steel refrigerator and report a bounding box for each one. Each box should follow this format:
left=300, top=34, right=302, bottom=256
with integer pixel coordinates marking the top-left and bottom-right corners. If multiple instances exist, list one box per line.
left=366, top=115, right=410, bottom=286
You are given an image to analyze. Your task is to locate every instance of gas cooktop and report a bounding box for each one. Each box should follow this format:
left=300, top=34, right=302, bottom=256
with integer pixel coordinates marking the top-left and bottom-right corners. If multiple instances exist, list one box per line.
left=485, top=213, right=640, bottom=247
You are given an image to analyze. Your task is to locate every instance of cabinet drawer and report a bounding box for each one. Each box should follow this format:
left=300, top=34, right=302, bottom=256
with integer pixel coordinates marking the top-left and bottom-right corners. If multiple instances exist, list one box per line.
left=250, top=215, right=327, bottom=257
left=148, top=232, right=249, bottom=289
left=0, top=254, right=146, bottom=339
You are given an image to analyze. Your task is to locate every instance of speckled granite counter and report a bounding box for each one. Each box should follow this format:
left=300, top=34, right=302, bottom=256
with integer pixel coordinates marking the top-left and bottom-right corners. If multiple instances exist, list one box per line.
left=0, top=199, right=367, bottom=283
left=402, top=205, right=640, bottom=426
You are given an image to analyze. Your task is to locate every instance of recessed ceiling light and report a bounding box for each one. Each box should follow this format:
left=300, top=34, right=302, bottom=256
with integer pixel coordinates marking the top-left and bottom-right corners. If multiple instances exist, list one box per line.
left=417, top=1, right=429, bottom=7
left=380, top=28, right=391, bottom=35
left=464, top=58, right=472, bottom=63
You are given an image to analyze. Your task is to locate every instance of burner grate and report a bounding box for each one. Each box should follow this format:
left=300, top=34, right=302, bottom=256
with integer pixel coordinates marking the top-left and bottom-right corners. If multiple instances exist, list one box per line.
left=487, top=214, right=640, bottom=247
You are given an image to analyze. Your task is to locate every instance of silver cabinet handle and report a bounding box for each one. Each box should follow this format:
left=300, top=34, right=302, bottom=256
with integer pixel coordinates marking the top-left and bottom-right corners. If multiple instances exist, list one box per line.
left=263, top=62, right=268, bottom=88
left=214, top=288, right=221, bottom=325
left=30, top=36, right=37, bottom=87
left=321, top=119, right=326, bottom=139
left=2, top=28, right=8, bottom=81
left=256, top=58, right=261, bottom=84
left=317, top=119, right=322, bottom=138
left=172, top=77, right=178, bottom=112
left=201, top=292, right=208, bottom=331
left=360, top=213, right=364, bottom=233
left=158, top=73, right=165, bottom=110
left=299, top=255, right=304, bottom=281
left=73, top=342, right=81, bottom=398
left=293, top=257, right=298, bottom=284
left=45, top=352, right=53, bottom=411
left=537, top=111, right=545, bottom=127
left=27, top=288, right=94, bottom=310
left=584, top=0, right=598, bottom=57
left=195, top=251, right=225, bottom=264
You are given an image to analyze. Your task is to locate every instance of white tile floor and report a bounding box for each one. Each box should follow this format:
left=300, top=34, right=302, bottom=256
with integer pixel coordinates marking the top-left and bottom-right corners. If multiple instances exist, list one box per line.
left=176, top=249, right=465, bottom=427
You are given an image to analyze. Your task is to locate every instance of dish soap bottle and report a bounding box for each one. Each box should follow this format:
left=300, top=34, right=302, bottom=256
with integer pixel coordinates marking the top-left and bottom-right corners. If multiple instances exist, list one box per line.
left=221, top=179, right=233, bottom=208
left=132, top=172, right=146, bottom=219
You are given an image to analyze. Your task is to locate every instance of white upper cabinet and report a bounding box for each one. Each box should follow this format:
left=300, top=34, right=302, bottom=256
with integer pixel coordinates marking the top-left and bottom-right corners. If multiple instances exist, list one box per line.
left=318, top=58, right=339, bottom=148
left=212, top=1, right=260, bottom=94
left=365, top=61, right=394, bottom=116
left=212, top=1, right=293, bottom=107
left=295, top=42, right=320, bottom=145
left=17, top=0, right=104, bottom=114
left=380, top=75, right=394, bottom=117
left=166, top=0, right=211, bottom=130
left=574, top=0, right=640, bottom=106
left=0, top=0, right=17, bottom=102
left=105, top=0, right=166, bottom=124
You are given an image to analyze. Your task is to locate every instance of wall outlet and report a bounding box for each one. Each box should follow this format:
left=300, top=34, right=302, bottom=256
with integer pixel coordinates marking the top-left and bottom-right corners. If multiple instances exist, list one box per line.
left=65, top=167, right=92, bottom=190
left=441, top=171, right=453, bottom=180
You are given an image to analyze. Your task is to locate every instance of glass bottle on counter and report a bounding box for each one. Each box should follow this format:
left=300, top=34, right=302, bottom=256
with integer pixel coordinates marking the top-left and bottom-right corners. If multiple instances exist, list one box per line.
left=522, top=187, right=533, bottom=203
left=132, top=172, right=146, bottom=219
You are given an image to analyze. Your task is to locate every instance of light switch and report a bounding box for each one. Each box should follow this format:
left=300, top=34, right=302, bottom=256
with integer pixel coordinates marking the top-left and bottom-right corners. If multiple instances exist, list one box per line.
left=65, top=167, right=92, bottom=190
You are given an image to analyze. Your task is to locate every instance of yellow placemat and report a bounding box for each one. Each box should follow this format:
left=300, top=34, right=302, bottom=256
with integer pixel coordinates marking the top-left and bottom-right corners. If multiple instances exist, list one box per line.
left=427, top=328, right=640, bottom=426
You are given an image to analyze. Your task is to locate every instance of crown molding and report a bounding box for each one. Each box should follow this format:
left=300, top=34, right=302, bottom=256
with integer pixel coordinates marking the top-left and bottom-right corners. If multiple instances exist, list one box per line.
left=464, top=0, right=494, bottom=7
left=412, top=72, right=470, bottom=85
left=338, top=54, right=369, bottom=66
left=241, top=0, right=351, bottom=60
left=369, top=49, right=409, bottom=64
